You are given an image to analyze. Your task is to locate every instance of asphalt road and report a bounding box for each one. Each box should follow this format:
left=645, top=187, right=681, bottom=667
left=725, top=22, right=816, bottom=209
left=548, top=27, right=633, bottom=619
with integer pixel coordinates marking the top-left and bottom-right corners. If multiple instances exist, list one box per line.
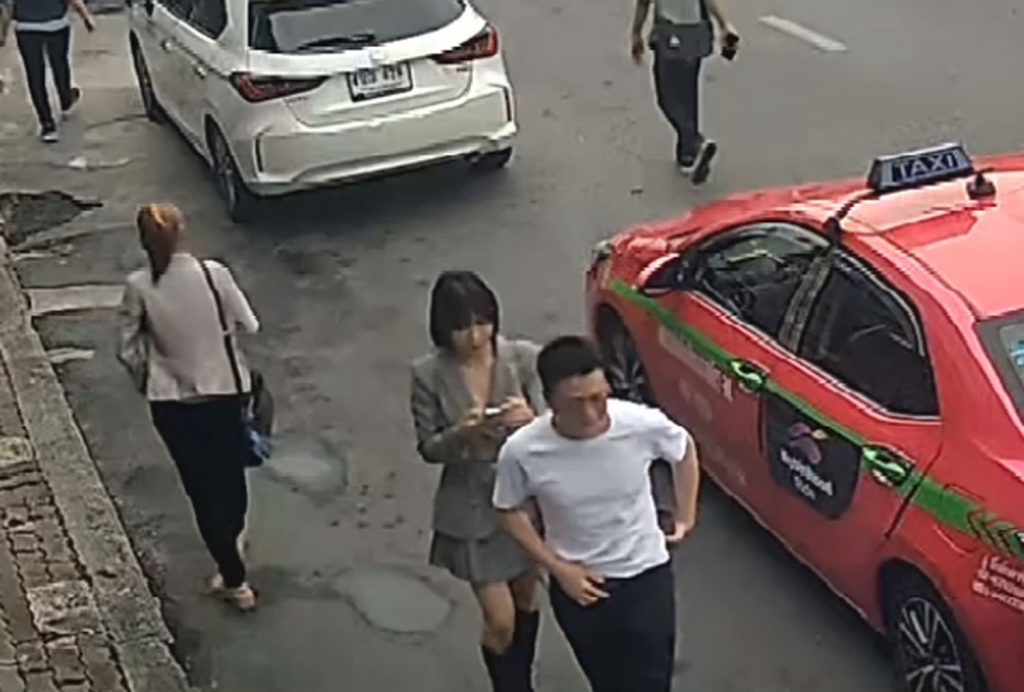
left=3, top=0, right=1024, bottom=689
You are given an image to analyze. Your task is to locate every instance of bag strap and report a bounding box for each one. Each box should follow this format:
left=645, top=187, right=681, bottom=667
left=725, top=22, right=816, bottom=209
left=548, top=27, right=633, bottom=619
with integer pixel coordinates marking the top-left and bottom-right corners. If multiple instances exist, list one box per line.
left=197, top=258, right=245, bottom=396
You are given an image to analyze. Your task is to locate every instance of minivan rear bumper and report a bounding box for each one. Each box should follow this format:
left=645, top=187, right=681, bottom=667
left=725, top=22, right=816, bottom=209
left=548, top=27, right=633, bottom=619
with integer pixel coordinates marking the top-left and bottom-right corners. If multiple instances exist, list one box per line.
left=233, top=81, right=515, bottom=196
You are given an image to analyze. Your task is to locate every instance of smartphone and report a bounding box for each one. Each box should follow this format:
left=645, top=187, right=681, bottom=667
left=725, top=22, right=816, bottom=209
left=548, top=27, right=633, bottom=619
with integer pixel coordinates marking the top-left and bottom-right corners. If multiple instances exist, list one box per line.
left=484, top=407, right=503, bottom=419
left=722, top=32, right=739, bottom=61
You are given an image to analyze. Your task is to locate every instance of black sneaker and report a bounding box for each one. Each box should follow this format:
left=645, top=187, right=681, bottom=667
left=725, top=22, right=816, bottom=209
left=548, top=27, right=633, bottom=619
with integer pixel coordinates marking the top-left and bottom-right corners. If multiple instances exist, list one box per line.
left=690, top=139, right=718, bottom=185
left=62, top=88, right=81, bottom=117
left=41, top=127, right=59, bottom=143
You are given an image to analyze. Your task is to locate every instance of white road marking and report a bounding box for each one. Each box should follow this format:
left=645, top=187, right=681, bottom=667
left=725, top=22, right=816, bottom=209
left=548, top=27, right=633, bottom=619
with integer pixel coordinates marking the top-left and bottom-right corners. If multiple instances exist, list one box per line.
left=47, top=347, right=96, bottom=365
left=759, top=15, right=848, bottom=53
left=27, top=285, right=124, bottom=317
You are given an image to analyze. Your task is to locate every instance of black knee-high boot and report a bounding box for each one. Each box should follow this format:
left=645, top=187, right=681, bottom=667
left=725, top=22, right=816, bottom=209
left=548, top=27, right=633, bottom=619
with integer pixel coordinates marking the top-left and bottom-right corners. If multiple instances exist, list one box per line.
left=481, top=644, right=519, bottom=692
left=513, top=609, right=540, bottom=691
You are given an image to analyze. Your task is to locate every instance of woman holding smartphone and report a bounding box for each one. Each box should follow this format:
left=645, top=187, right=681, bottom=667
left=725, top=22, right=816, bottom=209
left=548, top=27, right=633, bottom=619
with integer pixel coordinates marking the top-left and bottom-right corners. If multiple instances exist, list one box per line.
left=410, top=270, right=544, bottom=691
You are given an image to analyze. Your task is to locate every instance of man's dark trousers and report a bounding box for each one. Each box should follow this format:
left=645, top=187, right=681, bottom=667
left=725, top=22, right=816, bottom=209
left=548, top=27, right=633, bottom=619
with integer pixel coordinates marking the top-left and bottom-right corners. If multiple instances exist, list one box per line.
left=550, top=561, right=676, bottom=692
left=653, top=49, right=704, bottom=165
left=15, top=27, right=73, bottom=131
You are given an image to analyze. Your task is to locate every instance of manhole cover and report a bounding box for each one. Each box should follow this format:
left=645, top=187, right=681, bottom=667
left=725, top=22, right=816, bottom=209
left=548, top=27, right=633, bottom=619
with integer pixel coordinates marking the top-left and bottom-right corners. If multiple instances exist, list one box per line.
left=0, top=191, right=100, bottom=245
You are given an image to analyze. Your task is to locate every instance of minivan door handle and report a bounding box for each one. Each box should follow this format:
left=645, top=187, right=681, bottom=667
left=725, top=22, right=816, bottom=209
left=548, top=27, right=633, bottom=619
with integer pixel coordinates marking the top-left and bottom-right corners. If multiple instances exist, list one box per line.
left=160, top=38, right=173, bottom=52
left=192, top=63, right=207, bottom=78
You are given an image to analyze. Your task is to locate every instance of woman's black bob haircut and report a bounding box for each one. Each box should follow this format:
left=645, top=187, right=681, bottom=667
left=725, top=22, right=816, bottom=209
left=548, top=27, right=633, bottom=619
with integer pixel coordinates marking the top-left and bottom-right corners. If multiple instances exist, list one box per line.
left=428, top=270, right=500, bottom=350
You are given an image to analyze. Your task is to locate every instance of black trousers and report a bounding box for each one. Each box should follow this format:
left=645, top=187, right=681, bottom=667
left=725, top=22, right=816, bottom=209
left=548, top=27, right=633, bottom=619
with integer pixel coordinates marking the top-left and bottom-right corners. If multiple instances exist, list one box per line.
left=550, top=562, right=676, bottom=692
left=653, top=51, right=704, bottom=164
left=15, top=27, right=73, bottom=131
left=151, top=397, right=249, bottom=588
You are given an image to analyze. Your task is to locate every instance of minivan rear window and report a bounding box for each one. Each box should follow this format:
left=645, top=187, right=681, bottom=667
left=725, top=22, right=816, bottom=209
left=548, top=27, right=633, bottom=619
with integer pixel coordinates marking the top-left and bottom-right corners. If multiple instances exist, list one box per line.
left=249, top=0, right=465, bottom=53
left=978, top=310, right=1024, bottom=424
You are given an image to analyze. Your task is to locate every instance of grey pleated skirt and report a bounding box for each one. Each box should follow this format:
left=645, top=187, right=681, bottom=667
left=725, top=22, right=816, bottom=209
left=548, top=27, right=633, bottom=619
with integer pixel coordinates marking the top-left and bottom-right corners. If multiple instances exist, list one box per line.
left=429, top=529, right=533, bottom=585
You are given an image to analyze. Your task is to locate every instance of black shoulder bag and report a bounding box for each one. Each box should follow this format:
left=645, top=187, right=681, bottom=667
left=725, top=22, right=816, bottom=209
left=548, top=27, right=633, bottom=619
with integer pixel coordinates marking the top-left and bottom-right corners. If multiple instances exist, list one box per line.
left=198, top=259, right=275, bottom=468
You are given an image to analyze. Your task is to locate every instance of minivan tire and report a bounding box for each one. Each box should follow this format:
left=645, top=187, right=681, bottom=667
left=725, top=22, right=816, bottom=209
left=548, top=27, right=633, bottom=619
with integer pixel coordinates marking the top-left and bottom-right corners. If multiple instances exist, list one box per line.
left=209, top=126, right=258, bottom=223
left=470, top=147, right=513, bottom=172
left=130, top=39, right=165, bottom=124
left=886, top=571, right=987, bottom=692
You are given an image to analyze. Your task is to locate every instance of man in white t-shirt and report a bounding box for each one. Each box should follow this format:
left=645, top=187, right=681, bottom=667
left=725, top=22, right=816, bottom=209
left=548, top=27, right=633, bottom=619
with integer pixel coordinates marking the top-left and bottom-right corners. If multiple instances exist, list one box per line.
left=493, top=336, right=701, bottom=692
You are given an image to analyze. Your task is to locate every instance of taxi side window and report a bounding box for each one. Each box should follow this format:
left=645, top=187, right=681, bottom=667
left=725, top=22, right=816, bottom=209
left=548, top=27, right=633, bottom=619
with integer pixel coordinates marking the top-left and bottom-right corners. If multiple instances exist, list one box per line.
left=798, top=254, right=938, bottom=416
left=690, top=223, right=827, bottom=339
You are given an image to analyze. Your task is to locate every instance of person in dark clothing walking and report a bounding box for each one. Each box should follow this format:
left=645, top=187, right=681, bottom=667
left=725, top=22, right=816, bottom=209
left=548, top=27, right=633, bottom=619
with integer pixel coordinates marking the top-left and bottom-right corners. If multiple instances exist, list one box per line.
left=630, top=0, right=737, bottom=184
left=494, top=336, right=702, bottom=692
left=0, top=0, right=95, bottom=142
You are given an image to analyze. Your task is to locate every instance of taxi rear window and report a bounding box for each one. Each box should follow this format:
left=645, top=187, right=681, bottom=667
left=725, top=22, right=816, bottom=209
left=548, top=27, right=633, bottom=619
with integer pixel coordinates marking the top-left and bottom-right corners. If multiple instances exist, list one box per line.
left=978, top=312, right=1024, bottom=422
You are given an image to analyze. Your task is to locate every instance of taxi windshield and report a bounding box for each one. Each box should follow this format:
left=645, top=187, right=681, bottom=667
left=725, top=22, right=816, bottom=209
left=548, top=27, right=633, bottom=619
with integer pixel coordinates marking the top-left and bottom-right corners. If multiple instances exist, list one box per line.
left=978, top=311, right=1024, bottom=423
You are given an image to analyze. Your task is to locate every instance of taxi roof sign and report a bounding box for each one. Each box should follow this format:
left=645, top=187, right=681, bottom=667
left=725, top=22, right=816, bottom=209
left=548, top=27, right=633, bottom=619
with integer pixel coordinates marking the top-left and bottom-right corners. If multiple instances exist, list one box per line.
left=868, top=143, right=974, bottom=194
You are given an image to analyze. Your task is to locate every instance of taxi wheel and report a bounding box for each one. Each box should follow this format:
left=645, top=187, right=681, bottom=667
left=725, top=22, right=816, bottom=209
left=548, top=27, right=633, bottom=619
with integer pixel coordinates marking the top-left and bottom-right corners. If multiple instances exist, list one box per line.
left=130, top=39, right=164, bottom=124
left=209, top=127, right=257, bottom=223
left=598, top=312, right=654, bottom=405
left=887, top=573, right=987, bottom=692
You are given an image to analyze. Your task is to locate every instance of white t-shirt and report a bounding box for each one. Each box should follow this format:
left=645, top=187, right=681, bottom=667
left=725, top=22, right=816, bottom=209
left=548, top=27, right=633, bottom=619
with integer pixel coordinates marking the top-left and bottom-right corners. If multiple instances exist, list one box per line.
left=493, top=398, right=690, bottom=579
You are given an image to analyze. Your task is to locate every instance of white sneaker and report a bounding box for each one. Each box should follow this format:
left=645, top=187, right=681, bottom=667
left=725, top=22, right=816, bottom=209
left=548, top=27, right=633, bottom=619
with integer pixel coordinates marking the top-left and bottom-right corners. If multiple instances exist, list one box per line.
left=41, top=128, right=59, bottom=143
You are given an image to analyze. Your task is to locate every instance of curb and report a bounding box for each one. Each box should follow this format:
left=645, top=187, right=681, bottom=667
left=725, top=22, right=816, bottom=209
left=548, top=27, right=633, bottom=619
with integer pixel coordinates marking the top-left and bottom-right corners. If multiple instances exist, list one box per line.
left=0, top=236, right=191, bottom=692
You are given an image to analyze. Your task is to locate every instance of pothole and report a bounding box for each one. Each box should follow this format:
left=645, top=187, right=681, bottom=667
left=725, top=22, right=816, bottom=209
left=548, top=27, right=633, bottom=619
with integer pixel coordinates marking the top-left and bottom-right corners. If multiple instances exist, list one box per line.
left=0, top=191, right=101, bottom=246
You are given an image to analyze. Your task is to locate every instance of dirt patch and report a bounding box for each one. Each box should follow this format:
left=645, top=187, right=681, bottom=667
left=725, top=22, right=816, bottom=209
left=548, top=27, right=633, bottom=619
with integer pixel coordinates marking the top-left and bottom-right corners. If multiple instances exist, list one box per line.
left=0, top=191, right=102, bottom=246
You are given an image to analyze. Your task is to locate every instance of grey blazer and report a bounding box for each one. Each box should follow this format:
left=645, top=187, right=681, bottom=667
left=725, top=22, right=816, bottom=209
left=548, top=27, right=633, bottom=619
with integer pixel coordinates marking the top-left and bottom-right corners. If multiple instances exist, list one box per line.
left=410, top=336, right=546, bottom=540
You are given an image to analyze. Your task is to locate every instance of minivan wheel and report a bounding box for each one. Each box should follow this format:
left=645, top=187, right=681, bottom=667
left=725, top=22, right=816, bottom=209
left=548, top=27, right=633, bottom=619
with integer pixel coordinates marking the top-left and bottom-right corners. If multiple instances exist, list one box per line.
left=209, top=127, right=257, bottom=223
left=470, top=147, right=513, bottom=172
left=887, top=573, right=987, bottom=692
left=130, top=40, right=165, bottom=123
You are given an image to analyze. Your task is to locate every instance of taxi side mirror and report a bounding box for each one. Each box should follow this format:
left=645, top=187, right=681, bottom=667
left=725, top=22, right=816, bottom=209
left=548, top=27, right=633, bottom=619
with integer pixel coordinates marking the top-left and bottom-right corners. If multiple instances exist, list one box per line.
left=638, top=253, right=688, bottom=296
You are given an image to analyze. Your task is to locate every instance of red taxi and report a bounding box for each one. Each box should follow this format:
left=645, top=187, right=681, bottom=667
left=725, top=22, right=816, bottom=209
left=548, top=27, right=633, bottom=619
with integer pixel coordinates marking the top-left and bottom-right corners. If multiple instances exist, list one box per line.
left=585, top=143, right=1024, bottom=692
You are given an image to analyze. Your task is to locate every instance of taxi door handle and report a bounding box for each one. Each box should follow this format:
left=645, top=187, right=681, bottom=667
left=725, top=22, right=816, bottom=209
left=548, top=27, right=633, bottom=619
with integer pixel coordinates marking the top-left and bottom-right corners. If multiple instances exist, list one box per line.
left=729, top=359, right=766, bottom=393
left=863, top=445, right=911, bottom=487
left=192, top=63, right=207, bottom=79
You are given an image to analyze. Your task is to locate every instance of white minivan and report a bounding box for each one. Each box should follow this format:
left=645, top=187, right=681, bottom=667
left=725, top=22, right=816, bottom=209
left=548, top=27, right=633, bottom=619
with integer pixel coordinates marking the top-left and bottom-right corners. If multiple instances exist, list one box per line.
left=127, top=0, right=518, bottom=220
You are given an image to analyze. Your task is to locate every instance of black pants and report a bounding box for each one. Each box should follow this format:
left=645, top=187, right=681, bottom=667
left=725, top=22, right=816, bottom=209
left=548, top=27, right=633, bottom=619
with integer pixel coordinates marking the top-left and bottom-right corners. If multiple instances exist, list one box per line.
left=151, top=397, right=249, bottom=588
left=15, top=27, right=73, bottom=131
left=653, top=51, right=704, bottom=164
left=550, top=562, right=676, bottom=692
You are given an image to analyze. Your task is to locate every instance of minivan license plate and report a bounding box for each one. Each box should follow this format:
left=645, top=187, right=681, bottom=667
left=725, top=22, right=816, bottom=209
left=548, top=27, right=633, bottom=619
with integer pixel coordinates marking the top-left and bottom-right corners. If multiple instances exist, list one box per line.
left=347, top=63, right=412, bottom=101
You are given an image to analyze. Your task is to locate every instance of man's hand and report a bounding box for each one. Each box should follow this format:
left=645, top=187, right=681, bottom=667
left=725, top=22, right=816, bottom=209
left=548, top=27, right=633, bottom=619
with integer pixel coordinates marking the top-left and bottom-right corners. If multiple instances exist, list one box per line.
left=552, top=560, right=609, bottom=606
left=83, top=13, right=96, bottom=31
left=666, top=518, right=696, bottom=546
left=630, top=32, right=645, bottom=63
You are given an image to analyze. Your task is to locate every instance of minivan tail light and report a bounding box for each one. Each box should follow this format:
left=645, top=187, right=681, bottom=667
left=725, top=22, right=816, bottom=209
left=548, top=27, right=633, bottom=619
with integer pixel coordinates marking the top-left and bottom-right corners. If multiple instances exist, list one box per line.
left=230, top=72, right=326, bottom=103
left=432, top=26, right=499, bottom=64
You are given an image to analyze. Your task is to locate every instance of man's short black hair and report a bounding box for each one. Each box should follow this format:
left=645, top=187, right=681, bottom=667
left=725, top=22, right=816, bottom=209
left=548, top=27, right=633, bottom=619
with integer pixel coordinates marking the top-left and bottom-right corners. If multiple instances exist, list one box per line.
left=428, top=270, right=500, bottom=350
left=537, top=336, right=604, bottom=399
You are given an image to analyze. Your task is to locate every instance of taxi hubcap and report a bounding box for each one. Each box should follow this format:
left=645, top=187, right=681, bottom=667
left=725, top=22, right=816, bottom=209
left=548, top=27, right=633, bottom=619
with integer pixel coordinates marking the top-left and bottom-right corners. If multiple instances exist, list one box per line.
left=607, top=331, right=649, bottom=403
left=897, top=597, right=964, bottom=692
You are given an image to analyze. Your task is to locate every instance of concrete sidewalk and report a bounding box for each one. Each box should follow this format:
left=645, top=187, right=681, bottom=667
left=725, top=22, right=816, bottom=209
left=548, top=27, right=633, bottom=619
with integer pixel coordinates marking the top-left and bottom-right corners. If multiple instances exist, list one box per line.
left=0, top=233, right=188, bottom=691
